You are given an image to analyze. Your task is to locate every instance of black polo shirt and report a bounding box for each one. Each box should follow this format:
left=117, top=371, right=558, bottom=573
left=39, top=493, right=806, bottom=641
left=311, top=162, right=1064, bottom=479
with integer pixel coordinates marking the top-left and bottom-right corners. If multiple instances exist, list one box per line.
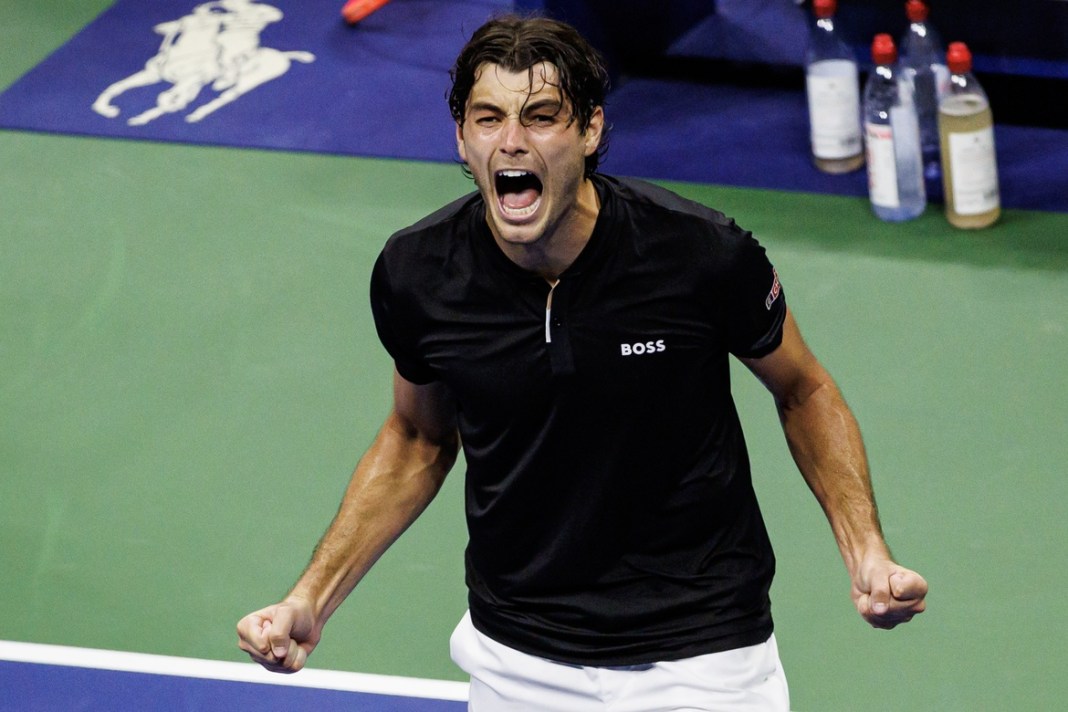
left=370, top=174, right=787, bottom=666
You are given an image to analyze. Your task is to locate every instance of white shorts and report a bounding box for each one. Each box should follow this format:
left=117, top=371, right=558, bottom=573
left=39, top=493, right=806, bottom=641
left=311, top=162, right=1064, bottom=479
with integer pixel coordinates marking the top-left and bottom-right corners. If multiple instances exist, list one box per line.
left=449, top=611, right=790, bottom=711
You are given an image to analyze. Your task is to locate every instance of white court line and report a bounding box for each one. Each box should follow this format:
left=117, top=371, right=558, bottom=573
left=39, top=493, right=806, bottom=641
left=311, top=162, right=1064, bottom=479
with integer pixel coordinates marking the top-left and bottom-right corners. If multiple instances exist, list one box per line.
left=0, top=640, right=469, bottom=702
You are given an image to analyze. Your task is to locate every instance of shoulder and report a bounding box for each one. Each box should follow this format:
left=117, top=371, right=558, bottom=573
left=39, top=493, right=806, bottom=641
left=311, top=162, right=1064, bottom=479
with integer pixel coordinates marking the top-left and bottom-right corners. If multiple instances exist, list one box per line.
left=597, top=175, right=764, bottom=270
left=372, top=190, right=483, bottom=300
left=604, top=175, right=731, bottom=225
left=378, top=191, right=482, bottom=265
left=388, top=190, right=481, bottom=245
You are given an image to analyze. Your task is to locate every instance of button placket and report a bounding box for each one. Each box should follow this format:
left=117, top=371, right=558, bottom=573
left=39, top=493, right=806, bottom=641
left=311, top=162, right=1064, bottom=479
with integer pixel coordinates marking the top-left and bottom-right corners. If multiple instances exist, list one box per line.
left=545, top=279, right=575, bottom=376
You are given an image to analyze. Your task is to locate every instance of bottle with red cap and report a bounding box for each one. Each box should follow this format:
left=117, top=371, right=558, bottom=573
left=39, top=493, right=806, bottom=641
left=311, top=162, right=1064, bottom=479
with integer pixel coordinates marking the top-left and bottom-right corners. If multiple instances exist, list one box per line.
left=938, top=42, right=1001, bottom=228
left=863, top=33, right=926, bottom=221
left=805, top=0, right=864, bottom=173
left=900, top=0, right=948, bottom=198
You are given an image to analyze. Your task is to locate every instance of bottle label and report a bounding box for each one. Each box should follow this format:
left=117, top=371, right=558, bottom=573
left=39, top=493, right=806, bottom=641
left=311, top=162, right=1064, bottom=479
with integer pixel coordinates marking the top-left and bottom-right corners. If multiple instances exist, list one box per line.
left=806, top=60, right=862, bottom=159
left=947, top=126, right=999, bottom=215
left=865, top=122, right=899, bottom=208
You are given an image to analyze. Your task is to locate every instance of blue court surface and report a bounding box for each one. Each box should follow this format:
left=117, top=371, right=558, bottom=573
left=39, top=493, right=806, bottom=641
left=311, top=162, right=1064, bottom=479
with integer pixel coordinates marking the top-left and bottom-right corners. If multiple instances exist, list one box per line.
left=0, top=642, right=467, bottom=711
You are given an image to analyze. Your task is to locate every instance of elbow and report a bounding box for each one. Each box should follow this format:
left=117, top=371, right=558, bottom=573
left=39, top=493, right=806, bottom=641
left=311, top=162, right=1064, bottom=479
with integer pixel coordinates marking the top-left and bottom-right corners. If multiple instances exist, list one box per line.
left=777, top=375, right=835, bottom=414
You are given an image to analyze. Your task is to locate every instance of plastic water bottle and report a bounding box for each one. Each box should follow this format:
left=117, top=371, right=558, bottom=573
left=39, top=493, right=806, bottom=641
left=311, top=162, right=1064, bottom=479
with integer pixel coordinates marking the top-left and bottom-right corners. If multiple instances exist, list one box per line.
left=863, top=34, right=926, bottom=221
left=805, top=0, right=864, bottom=173
left=900, top=0, right=948, bottom=199
left=938, top=42, right=1001, bottom=229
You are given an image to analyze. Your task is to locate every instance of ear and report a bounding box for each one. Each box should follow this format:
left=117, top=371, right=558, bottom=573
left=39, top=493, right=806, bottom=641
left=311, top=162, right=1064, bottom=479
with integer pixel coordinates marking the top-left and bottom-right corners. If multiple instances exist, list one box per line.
left=455, top=122, right=467, bottom=163
left=583, top=107, right=605, bottom=157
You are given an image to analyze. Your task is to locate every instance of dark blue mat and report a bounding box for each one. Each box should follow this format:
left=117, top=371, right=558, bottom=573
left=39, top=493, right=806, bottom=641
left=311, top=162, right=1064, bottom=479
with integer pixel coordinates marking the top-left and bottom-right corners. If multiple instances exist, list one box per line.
left=0, top=660, right=465, bottom=712
left=0, top=0, right=507, bottom=161
left=2, top=0, right=1065, bottom=212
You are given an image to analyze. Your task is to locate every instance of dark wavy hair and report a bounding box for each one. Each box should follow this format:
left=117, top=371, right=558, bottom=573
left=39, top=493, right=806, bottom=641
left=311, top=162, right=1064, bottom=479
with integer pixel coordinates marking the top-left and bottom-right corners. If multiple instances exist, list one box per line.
left=448, top=14, right=611, bottom=177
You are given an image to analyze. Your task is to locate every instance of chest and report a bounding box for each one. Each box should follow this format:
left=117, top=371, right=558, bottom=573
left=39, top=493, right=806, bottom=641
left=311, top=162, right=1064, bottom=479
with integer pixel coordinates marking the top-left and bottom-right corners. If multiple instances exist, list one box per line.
left=414, top=262, right=731, bottom=413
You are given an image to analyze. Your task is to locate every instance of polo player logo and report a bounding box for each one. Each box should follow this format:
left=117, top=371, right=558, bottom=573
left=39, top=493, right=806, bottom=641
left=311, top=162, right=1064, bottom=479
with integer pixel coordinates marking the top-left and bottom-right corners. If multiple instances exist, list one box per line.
left=91, top=0, right=314, bottom=125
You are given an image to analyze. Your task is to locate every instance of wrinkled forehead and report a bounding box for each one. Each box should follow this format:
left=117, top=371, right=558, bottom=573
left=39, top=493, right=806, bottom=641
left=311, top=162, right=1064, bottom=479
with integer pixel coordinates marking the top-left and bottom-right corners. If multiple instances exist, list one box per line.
left=468, top=61, right=564, bottom=105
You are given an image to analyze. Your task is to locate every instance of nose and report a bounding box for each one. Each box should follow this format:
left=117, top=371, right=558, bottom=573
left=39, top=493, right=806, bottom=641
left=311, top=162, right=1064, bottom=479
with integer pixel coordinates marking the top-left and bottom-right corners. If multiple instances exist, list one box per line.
left=498, top=116, right=528, bottom=156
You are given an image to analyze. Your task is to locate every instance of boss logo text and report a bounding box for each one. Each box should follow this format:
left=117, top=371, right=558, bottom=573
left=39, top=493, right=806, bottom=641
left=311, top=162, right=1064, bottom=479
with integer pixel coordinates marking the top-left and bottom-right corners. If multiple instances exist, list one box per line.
left=620, top=340, right=666, bottom=356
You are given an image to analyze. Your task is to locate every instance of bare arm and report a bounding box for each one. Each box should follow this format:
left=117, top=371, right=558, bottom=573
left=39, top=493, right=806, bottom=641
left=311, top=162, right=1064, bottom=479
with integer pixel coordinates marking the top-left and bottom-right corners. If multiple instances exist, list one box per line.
left=237, top=369, right=460, bottom=671
left=742, top=309, right=927, bottom=629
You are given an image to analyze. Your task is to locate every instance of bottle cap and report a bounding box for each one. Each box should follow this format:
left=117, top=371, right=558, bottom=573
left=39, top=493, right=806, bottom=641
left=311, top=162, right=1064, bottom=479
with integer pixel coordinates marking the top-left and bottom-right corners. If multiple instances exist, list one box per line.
left=905, top=0, right=930, bottom=22
left=946, top=41, right=973, bottom=73
left=814, top=0, right=837, bottom=19
left=872, top=34, right=897, bottom=64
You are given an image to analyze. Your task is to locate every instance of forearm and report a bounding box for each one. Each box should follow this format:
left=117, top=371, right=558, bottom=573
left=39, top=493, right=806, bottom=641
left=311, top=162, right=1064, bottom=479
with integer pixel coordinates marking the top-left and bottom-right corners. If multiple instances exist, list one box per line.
left=288, top=411, right=459, bottom=627
left=743, top=311, right=926, bottom=627
left=778, top=379, right=890, bottom=573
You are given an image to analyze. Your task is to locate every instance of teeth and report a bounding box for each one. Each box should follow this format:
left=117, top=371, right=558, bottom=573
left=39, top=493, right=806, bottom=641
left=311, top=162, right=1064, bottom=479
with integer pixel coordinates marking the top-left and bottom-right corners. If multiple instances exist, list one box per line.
left=501, top=198, right=541, bottom=217
left=497, top=170, right=531, bottom=177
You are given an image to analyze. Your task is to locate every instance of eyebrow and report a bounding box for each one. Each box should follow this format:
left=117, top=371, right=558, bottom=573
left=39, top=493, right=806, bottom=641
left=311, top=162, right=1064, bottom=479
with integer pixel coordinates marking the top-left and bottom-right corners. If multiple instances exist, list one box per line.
left=466, top=98, right=564, bottom=116
left=522, top=98, right=564, bottom=115
left=467, top=100, right=503, bottom=115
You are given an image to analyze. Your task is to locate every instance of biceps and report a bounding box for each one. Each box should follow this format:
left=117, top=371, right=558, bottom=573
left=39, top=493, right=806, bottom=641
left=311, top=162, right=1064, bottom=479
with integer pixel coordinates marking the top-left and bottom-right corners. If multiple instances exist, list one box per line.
left=391, top=369, right=459, bottom=447
left=741, top=310, right=831, bottom=409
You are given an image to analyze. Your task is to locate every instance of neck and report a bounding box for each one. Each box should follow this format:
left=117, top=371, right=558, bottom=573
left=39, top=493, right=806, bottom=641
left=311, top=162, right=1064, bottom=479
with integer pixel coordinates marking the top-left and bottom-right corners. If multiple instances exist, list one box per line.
left=496, top=177, right=600, bottom=282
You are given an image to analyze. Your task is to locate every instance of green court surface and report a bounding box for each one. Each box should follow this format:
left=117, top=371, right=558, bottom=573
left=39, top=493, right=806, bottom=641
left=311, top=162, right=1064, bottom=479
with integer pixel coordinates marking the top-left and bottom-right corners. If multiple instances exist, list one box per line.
left=3, top=4, right=1067, bottom=711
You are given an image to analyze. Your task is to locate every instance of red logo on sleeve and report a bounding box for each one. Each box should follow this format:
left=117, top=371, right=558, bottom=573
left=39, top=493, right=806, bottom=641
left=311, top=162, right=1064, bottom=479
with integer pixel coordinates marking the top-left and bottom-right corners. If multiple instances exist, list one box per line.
left=764, top=269, right=781, bottom=310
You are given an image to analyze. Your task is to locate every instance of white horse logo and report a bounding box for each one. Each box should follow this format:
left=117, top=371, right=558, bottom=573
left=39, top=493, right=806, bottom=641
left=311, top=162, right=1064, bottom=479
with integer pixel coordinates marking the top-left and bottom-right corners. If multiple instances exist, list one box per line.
left=92, top=0, right=314, bottom=125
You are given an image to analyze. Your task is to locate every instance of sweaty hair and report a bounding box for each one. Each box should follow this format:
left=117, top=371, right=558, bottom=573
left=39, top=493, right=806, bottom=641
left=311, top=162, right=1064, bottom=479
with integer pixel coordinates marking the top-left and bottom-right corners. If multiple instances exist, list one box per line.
left=448, top=14, right=611, bottom=176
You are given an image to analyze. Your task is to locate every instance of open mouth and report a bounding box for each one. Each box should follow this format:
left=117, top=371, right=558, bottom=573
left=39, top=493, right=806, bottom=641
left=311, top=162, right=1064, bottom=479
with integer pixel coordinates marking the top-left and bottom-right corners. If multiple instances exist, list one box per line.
left=495, top=169, right=543, bottom=219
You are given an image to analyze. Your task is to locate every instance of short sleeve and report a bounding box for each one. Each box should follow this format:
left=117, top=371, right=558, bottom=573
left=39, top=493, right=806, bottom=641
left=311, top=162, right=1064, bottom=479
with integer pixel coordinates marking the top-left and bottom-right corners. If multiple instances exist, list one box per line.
left=369, top=250, right=438, bottom=384
left=722, top=232, right=787, bottom=359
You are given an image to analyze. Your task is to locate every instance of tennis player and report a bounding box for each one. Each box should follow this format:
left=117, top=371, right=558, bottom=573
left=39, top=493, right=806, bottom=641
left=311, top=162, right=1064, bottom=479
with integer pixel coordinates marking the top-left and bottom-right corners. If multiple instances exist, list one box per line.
left=237, top=14, right=927, bottom=710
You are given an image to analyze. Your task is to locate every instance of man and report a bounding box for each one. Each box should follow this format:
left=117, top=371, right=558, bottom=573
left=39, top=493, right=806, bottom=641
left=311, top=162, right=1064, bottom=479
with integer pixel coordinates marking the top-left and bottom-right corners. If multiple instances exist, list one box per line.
left=237, top=14, right=927, bottom=710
